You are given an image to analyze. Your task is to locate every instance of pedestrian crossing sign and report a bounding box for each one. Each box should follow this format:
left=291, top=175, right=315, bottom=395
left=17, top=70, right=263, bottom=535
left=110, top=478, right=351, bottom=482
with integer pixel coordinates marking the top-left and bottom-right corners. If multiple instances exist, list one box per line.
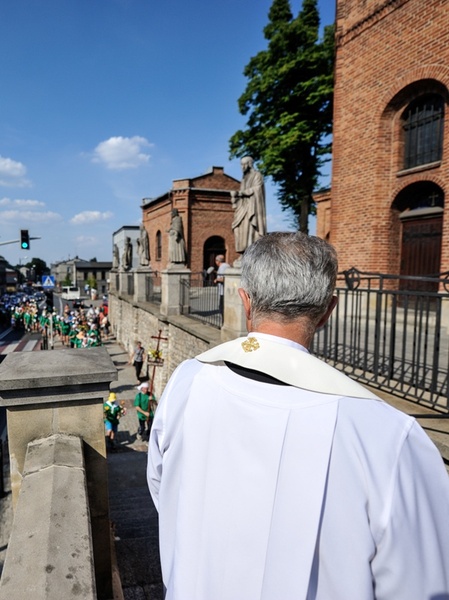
left=42, top=275, right=55, bottom=288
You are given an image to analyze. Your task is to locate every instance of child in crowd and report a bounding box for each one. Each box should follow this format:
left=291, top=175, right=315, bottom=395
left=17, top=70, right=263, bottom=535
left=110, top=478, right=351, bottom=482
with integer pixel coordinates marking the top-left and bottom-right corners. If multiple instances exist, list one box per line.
left=104, top=391, right=126, bottom=450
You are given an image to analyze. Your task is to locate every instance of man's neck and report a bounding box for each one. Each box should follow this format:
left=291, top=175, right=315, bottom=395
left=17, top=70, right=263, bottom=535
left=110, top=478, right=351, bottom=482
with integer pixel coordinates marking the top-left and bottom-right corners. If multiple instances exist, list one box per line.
left=251, top=321, right=313, bottom=349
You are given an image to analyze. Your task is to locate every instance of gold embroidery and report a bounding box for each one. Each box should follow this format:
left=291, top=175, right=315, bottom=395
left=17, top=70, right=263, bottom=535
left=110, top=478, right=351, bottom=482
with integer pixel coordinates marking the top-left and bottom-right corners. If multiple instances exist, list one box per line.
left=241, top=337, right=260, bottom=353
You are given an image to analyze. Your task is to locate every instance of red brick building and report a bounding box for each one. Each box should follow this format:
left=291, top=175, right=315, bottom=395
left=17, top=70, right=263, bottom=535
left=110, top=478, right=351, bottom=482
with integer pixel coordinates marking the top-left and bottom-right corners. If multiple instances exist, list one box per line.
left=317, top=0, right=449, bottom=281
left=142, top=166, right=240, bottom=274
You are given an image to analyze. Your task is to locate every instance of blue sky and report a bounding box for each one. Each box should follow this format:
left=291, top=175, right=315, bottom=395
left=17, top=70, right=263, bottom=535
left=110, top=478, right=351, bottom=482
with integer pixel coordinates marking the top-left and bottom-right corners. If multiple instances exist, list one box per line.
left=0, top=0, right=335, bottom=267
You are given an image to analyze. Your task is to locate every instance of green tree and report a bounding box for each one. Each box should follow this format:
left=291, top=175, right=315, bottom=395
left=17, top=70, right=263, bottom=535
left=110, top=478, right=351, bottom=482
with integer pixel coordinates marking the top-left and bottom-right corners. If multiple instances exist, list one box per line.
left=229, top=0, right=334, bottom=232
left=87, top=275, right=97, bottom=290
left=16, top=257, right=50, bottom=281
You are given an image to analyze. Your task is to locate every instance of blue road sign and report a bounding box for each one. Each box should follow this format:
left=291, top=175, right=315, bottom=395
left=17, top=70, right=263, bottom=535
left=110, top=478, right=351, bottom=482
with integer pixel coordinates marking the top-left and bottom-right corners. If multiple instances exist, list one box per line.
left=42, top=275, right=55, bottom=288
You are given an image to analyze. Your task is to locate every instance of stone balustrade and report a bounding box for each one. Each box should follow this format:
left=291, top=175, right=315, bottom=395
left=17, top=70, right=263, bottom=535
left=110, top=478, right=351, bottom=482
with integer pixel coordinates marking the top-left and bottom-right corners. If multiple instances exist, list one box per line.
left=0, top=347, right=117, bottom=600
left=0, top=434, right=96, bottom=600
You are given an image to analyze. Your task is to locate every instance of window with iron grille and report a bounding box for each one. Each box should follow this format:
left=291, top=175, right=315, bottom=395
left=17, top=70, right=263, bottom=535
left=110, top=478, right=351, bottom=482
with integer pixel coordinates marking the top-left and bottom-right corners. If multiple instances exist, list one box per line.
left=403, top=94, right=444, bottom=169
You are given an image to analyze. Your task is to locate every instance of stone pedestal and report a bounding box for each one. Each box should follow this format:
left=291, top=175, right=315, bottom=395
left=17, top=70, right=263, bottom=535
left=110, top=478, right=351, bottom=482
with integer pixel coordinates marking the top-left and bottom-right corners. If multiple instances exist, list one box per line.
left=134, top=267, right=152, bottom=303
left=119, top=269, right=133, bottom=295
left=0, top=347, right=117, bottom=600
left=160, top=267, right=191, bottom=316
left=221, top=267, right=247, bottom=341
left=109, top=269, right=120, bottom=294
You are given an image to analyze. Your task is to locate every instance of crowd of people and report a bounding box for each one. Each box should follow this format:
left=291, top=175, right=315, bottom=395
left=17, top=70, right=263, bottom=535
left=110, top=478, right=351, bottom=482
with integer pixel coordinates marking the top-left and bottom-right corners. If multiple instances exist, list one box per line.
left=51, top=302, right=110, bottom=348
left=0, top=291, right=110, bottom=349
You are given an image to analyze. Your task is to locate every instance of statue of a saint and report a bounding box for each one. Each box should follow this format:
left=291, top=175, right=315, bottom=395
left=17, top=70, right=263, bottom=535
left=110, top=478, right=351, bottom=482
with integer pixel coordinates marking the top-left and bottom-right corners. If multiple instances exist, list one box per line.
left=137, top=223, right=150, bottom=267
left=230, top=156, right=267, bottom=256
left=122, top=236, right=133, bottom=270
left=113, top=243, right=120, bottom=269
left=168, top=209, right=187, bottom=265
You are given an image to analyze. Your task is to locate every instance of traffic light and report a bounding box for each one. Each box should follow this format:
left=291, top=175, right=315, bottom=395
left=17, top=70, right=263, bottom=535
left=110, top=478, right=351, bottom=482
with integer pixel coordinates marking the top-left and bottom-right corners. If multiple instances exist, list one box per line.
left=20, top=229, right=30, bottom=250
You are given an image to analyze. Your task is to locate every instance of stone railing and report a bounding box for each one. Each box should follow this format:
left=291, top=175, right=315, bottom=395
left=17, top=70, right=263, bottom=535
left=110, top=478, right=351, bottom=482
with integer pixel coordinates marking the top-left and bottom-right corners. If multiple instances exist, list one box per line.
left=0, top=347, right=117, bottom=600
left=0, top=434, right=96, bottom=600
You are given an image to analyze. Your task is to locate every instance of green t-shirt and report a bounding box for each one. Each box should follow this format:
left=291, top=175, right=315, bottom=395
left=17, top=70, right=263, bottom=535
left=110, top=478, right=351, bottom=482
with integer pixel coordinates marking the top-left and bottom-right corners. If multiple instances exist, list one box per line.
left=134, top=392, right=157, bottom=420
left=104, top=401, right=123, bottom=425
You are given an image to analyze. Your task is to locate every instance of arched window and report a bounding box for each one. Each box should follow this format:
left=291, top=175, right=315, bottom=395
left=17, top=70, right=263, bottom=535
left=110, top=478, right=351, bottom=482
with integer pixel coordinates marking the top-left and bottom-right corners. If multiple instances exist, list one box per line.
left=156, top=230, right=162, bottom=261
left=402, top=94, right=444, bottom=169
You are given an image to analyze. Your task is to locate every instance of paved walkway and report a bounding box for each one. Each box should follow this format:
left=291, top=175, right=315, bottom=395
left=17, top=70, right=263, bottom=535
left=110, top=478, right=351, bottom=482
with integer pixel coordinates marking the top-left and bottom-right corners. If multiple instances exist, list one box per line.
left=105, top=338, right=163, bottom=600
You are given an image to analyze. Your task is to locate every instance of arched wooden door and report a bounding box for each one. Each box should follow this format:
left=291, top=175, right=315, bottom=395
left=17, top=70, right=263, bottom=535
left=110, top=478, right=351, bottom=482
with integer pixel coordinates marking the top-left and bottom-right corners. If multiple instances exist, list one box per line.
left=400, top=212, right=443, bottom=292
left=393, top=181, right=444, bottom=293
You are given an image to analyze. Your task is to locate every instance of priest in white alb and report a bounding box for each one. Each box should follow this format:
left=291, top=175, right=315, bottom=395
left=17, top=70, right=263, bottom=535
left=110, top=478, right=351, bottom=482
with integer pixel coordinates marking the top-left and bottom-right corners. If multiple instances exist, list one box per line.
left=147, top=232, right=449, bottom=600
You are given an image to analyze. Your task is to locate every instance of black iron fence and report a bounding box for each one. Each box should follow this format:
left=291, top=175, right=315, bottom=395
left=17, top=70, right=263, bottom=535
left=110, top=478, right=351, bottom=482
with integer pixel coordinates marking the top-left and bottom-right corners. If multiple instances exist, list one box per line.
left=145, top=272, right=161, bottom=304
left=312, top=269, right=449, bottom=412
left=181, top=272, right=222, bottom=329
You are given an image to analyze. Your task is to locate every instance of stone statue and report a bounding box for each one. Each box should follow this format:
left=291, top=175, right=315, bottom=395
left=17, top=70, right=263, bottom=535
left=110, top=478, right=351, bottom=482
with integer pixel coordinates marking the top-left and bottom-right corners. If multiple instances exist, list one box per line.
left=122, top=236, right=133, bottom=270
left=137, top=223, right=150, bottom=267
left=113, top=243, right=120, bottom=269
left=168, top=209, right=187, bottom=265
left=230, top=156, right=267, bottom=256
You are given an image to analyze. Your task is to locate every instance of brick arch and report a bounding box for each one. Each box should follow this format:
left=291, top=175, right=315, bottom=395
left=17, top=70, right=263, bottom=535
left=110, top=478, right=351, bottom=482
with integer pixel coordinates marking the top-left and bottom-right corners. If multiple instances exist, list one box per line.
left=374, top=76, right=448, bottom=200
left=391, top=174, right=447, bottom=206
left=377, top=66, right=449, bottom=119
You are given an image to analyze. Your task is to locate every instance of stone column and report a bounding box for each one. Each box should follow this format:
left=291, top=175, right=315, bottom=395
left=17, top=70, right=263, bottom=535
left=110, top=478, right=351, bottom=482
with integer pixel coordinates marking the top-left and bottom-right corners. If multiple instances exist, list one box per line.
left=221, top=267, right=247, bottom=341
left=160, top=267, right=191, bottom=316
left=134, top=267, right=152, bottom=303
left=0, top=347, right=117, bottom=600
left=119, top=269, right=130, bottom=295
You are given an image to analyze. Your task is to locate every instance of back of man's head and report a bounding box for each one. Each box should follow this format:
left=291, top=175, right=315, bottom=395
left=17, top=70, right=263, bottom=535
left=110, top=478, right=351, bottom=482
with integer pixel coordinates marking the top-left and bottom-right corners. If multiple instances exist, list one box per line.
left=240, top=232, right=338, bottom=326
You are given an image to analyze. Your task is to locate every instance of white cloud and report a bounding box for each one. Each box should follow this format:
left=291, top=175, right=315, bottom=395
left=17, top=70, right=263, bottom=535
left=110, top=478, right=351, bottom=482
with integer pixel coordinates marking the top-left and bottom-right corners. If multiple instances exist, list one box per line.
left=14, top=199, right=45, bottom=207
left=0, top=156, right=32, bottom=187
left=0, top=210, right=62, bottom=223
left=70, top=210, right=113, bottom=225
left=92, top=136, right=152, bottom=170
left=0, top=197, right=45, bottom=207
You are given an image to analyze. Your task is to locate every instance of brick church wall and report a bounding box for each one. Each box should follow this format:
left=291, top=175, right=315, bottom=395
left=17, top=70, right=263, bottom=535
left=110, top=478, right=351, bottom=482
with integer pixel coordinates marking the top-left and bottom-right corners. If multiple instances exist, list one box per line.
left=328, top=0, right=449, bottom=274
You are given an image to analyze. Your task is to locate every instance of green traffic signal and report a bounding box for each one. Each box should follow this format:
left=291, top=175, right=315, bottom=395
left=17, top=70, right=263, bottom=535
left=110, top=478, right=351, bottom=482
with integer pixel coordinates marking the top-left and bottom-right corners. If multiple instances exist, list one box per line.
left=20, top=229, right=30, bottom=250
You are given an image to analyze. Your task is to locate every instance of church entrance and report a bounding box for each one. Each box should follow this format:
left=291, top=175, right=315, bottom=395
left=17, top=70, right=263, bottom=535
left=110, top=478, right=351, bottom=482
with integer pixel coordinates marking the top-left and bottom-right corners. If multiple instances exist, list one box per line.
left=203, top=236, right=226, bottom=271
left=393, top=181, right=444, bottom=293
left=400, top=214, right=442, bottom=292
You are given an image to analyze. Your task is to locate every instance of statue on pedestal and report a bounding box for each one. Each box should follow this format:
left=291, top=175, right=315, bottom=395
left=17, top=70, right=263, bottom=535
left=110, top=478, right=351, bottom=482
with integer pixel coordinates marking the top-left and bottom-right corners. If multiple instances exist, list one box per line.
left=113, top=243, right=120, bottom=269
left=230, top=156, right=267, bottom=259
left=137, top=223, right=150, bottom=267
left=122, top=237, right=133, bottom=271
left=167, top=209, right=187, bottom=266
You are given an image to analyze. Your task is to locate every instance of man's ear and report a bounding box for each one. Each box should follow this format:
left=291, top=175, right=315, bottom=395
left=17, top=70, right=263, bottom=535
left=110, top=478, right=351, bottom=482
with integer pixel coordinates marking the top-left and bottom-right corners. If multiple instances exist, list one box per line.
left=316, top=295, right=338, bottom=329
left=238, top=288, right=252, bottom=320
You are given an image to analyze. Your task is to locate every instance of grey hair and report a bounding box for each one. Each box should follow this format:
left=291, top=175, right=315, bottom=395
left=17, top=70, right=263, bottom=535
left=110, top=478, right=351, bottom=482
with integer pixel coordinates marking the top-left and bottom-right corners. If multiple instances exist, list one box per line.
left=240, top=232, right=338, bottom=325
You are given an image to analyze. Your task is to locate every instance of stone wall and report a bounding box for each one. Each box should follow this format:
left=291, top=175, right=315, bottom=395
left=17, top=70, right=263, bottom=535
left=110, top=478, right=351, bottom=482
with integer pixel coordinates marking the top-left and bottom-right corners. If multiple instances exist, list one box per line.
left=109, top=294, right=221, bottom=397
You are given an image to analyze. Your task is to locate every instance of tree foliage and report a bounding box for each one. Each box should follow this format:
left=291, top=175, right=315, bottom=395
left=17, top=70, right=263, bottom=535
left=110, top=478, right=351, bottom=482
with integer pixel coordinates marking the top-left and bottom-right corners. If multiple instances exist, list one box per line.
left=229, top=0, right=334, bottom=232
left=15, top=257, right=50, bottom=279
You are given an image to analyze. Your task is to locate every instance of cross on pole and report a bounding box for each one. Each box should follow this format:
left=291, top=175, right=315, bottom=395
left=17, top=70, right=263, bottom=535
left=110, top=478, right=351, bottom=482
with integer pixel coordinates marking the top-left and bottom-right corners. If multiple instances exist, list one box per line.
left=147, top=329, right=168, bottom=426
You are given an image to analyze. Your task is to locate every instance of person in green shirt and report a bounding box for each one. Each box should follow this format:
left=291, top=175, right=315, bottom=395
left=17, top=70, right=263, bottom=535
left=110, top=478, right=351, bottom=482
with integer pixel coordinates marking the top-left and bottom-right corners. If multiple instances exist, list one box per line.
left=104, top=391, right=126, bottom=450
left=134, top=381, right=157, bottom=440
